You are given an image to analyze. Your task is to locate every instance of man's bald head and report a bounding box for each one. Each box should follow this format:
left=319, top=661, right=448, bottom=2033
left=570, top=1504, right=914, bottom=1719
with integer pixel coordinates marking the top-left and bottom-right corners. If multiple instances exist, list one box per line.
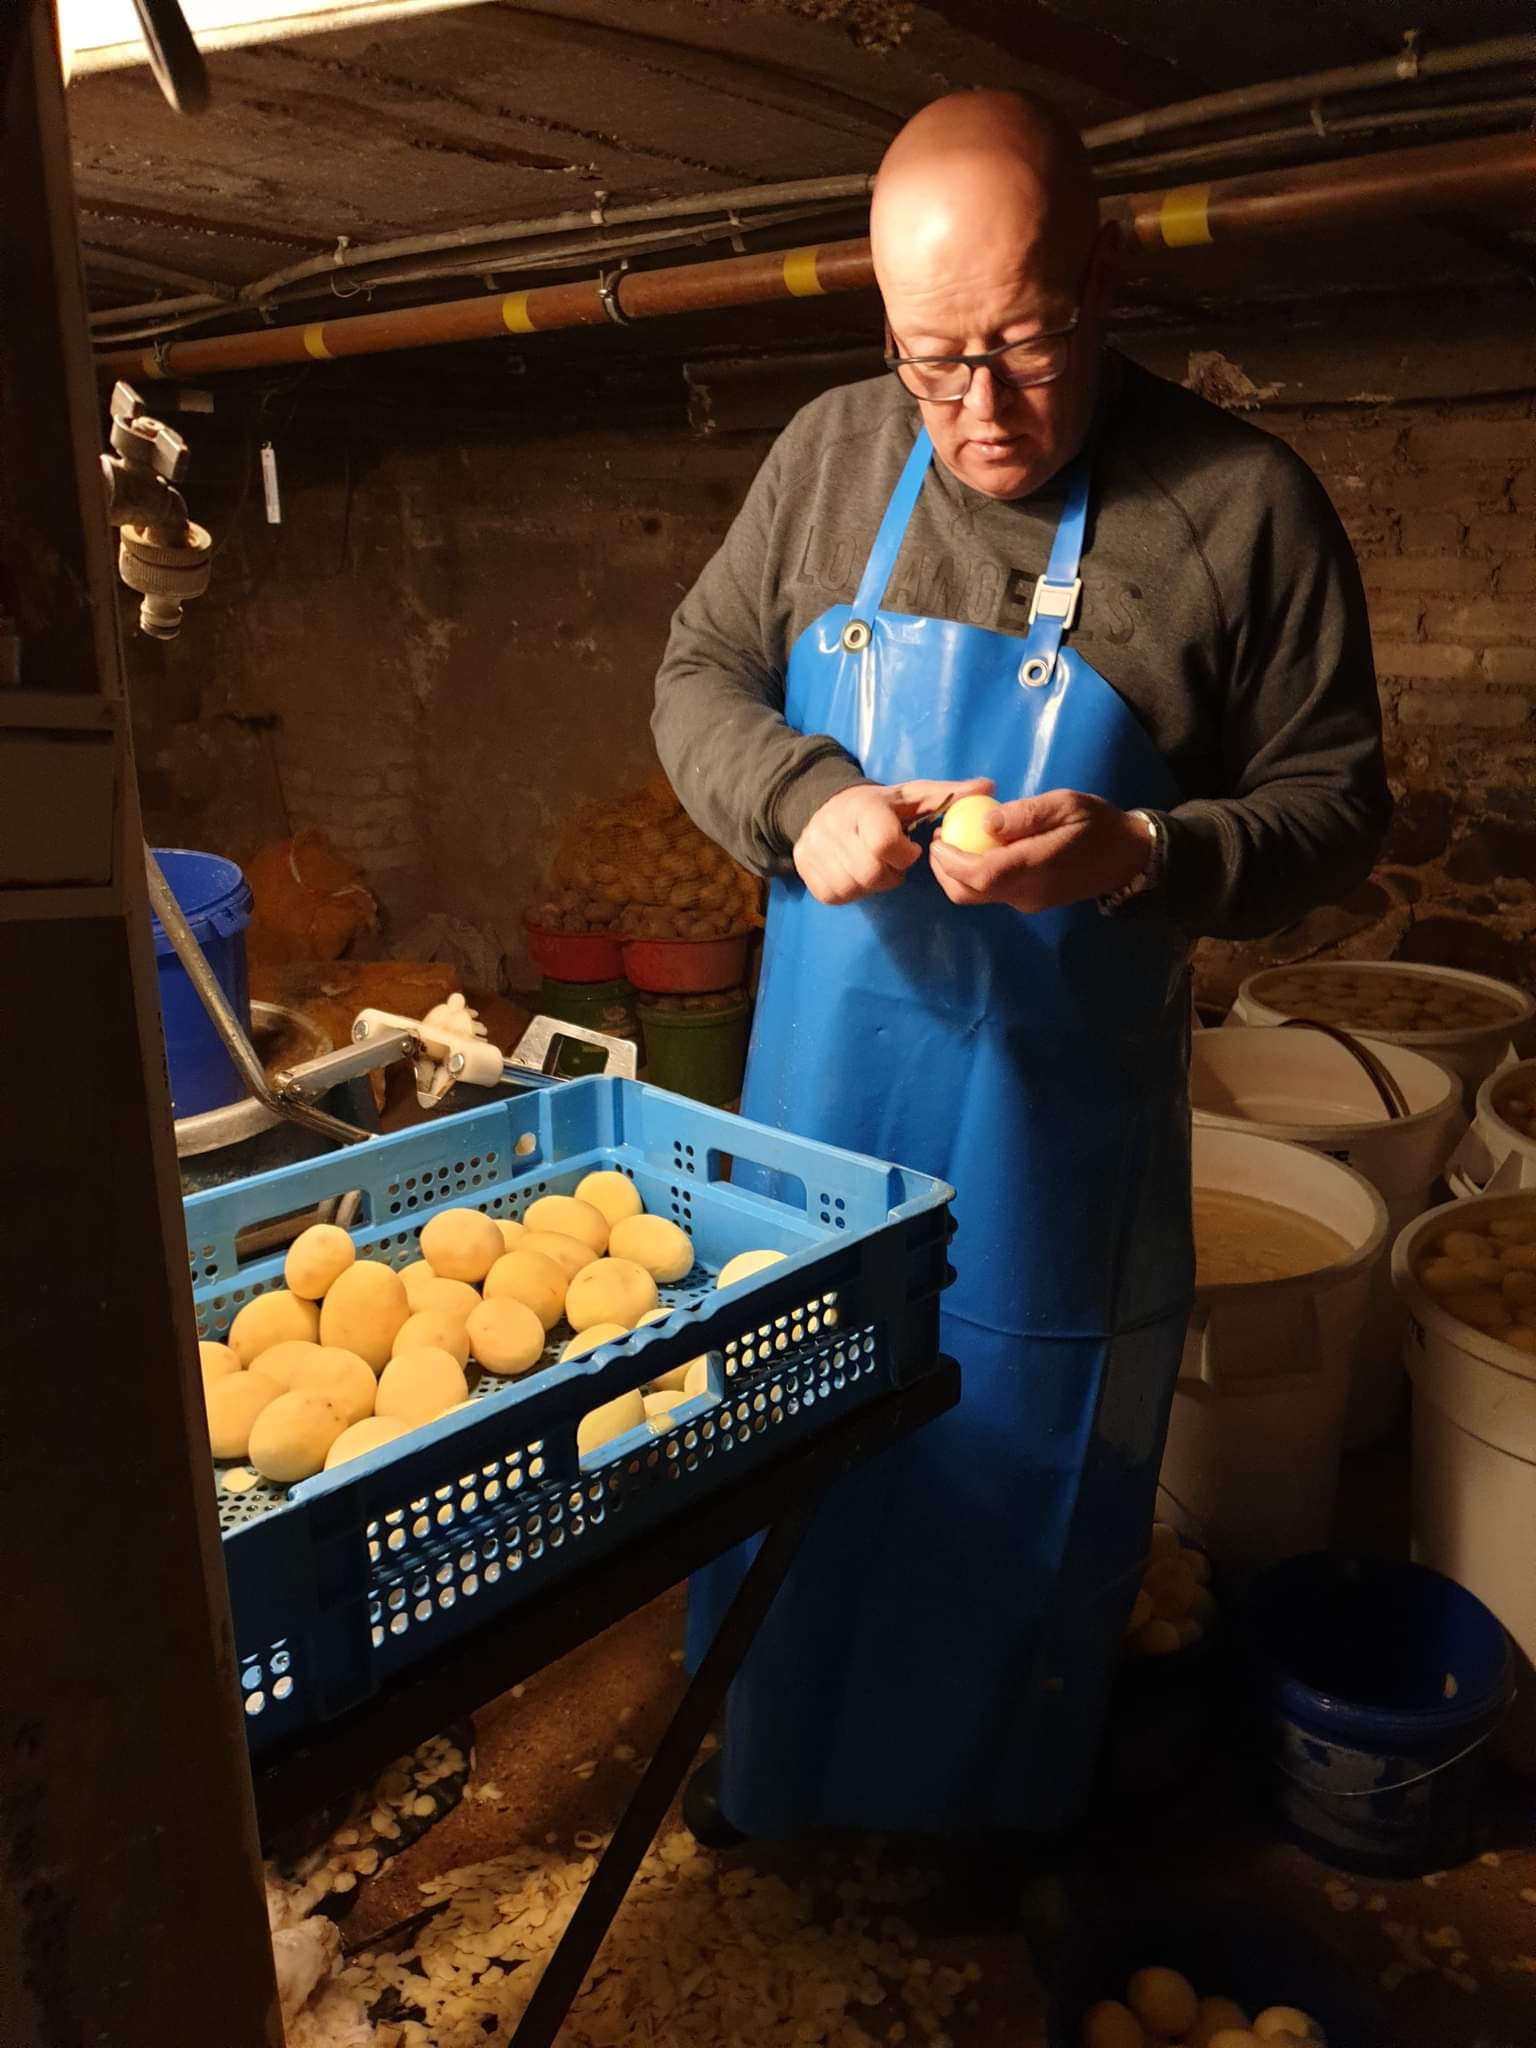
left=869, top=90, right=1111, bottom=502
left=871, top=91, right=1099, bottom=301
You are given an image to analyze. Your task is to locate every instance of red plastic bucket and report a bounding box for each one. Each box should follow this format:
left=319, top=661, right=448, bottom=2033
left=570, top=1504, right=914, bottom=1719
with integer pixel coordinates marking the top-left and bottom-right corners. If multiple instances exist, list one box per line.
left=622, top=932, right=749, bottom=995
left=524, top=921, right=624, bottom=983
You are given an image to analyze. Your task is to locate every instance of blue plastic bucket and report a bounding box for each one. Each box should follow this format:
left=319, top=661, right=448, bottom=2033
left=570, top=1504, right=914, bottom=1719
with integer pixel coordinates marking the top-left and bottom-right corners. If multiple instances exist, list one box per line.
left=1244, top=1553, right=1511, bottom=1875
left=149, top=849, right=253, bottom=1119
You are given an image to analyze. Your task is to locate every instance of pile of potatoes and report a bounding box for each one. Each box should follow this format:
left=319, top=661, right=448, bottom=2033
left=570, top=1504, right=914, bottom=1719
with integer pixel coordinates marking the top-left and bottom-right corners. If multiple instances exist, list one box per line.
left=1258, top=966, right=1514, bottom=1035
left=1123, top=1523, right=1215, bottom=1659
left=533, top=771, right=763, bottom=942
left=1413, top=1204, right=1536, bottom=1353
left=201, top=1174, right=790, bottom=1485
left=1083, top=1967, right=1326, bottom=2047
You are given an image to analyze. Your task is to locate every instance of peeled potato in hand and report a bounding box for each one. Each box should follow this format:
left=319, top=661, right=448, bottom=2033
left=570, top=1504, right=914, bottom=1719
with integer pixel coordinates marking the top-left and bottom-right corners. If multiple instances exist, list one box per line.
left=938, top=793, right=1003, bottom=853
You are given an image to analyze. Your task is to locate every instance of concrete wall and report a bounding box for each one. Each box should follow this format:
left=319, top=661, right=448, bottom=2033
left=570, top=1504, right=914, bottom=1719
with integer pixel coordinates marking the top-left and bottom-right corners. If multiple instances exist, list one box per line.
left=129, top=370, right=1536, bottom=1001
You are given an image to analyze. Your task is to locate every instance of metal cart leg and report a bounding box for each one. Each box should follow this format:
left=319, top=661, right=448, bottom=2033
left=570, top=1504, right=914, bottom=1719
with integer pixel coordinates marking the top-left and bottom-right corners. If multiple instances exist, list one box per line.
left=510, top=1501, right=815, bottom=2048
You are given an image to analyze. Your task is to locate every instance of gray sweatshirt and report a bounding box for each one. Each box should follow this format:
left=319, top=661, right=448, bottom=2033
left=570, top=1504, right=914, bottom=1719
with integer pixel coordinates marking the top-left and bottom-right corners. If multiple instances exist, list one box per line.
left=652, top=354, right=1390, bottom=940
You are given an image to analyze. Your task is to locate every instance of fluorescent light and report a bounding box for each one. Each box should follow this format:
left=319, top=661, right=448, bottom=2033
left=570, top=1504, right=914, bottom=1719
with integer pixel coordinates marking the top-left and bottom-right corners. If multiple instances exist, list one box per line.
left=59, top=0, right=494, bottom=76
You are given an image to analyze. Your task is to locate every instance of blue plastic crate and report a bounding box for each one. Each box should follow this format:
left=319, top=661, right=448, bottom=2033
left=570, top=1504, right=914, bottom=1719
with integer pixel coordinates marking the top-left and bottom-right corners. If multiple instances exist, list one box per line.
left=184, top=1077, right=953, bottom=1753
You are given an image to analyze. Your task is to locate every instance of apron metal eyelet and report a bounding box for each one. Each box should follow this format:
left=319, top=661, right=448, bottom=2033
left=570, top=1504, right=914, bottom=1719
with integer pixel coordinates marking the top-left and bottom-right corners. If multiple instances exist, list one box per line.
left=841, top=619, right=871, bottom=653
left=1019, top=654, right=1054, bottom=690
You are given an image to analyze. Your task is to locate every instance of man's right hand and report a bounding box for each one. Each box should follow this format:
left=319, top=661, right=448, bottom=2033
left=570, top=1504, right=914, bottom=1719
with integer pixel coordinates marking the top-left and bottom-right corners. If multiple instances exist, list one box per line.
left=793, top=779, right=996, bottom=906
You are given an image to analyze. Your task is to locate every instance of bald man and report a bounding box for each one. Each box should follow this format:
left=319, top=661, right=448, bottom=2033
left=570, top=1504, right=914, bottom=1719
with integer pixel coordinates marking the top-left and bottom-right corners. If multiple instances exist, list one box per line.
left=656, top=92, right=1388, bottom=1846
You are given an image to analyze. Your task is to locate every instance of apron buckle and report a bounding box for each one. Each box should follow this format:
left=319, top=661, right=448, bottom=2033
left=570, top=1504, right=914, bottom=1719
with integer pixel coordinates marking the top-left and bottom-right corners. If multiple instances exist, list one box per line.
left=841, top=618, right=872, bottom=653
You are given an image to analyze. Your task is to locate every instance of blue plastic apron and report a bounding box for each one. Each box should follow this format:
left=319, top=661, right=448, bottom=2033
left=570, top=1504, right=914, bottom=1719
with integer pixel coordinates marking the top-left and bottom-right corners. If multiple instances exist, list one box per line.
left=690, top=427, right=1195, bottom=1836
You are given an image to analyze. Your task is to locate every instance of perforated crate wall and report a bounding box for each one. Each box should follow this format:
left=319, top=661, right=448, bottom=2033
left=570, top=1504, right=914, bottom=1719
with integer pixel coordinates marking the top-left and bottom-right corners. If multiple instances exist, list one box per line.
left=186, top=1078, right=953, bottom=1751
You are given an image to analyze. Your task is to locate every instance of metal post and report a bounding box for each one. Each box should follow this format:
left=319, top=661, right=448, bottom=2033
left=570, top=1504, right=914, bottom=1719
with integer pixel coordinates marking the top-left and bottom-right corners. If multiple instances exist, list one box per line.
left=0, top=6, right=281, bottom=2043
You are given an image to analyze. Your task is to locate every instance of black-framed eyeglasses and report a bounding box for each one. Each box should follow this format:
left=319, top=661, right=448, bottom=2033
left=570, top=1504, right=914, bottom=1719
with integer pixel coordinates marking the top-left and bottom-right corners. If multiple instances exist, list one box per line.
left=883, top=308, right=1081, bottom=403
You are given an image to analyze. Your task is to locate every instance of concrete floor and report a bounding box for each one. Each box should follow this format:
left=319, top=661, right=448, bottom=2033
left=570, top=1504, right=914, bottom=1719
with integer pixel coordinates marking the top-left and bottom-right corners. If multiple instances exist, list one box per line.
left=324, top=1544, right=1536, bottom=2048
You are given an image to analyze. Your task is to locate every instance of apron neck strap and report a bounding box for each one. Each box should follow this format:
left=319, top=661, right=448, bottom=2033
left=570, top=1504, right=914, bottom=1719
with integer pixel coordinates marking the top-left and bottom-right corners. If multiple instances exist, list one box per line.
left=849, top=426, right=934, bottom=624
left=847, top=426, right=1096, bottom=645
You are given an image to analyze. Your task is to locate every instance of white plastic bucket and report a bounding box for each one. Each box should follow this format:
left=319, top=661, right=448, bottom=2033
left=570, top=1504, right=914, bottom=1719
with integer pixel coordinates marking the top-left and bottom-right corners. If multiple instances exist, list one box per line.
left=1445, top=1056, right=1536, bottom=1201
left=1158, top=1127, right=1388, bottom=1584
left=1190, top=1026, right=1463, bottom=1447
left=1394, top=1192, right=1536, bottom=1772
left=1231, top=961, right=1536, bottom=1108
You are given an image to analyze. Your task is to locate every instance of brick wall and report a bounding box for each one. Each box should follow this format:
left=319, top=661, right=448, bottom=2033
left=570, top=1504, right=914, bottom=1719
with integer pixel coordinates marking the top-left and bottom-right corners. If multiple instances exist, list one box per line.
left=129, top=377, right=1536, bottom=1003
left=1195, top=392, right=1536, bottom=1008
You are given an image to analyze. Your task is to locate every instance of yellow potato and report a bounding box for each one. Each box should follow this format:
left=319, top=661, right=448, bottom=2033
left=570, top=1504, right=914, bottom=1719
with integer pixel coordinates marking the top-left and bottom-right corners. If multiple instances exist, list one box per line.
left=1189, top=1999, right=1252, bottom=2048
left=1144, top=1557, right=1198, bottom=1619
left=1126, top=1968, right=1198, bottom=2041
left=716, top=1248, right=786, bottom=1290
left=577, top=1389, right=647, bottom=1457
left=374, top=1347, right=469, bottom=1428
left=247, top=1339, right=328, bottom=1393
left=283, top=1223, right=356, bottom=1301
left=1503, top=1270, right=1536, bottom=1306
left=1148, top=1522, right=1181, bottom=1559
left=1207, top=2034, right=1262, bottom=2048
left=1502, top=1327, right=1536, bottom=1355
left=495, top=1218, right=525, bottom=1253
left=1254, top=2010, right=1324, bottom=2043
left=938, top=793, right=1003, bottom=853
left=1501, top=1243, right=1536, bottom=1272
left=1439, top=1231, right=1497, bottom=1263
left=1176, top=1616, right=1204, bottom=1648
left=1419, top=1257, right=1490, bottom=1298
left=523, top=1194, right=609, bottom=1255
left=318, top=1260, right=410, bottom=1371
left=392, top=1308, right=471, bottom=1368
left=1079, top=2001, right=1145, bottom=2048
left=483, top=1248, right=567, bottom=1332
left=521, top=1229, right=596, bottom=1284
left=289, top=1347, right=377, bottom=1427
left=228, top=1290, right=320, bottom=1367
left=419, top=1207, right=504, bottom=1284
left=199, top=1340, right=240, bottom=1384
left=324, top=1415, right=410, bottom=1471
left=562, top=1322, right=628, bottom=1362
left=400, top=1259, right=441, bottom=1310
left=466, top=1297, right=546, bottom=1377
left=1489, top=1217, right=1536, bottom=1244
left=565, top=1257, right=660, bottom=1333
left=575, top=1169, right=645, bottom=1227
left=609, top=1214, right=695, bottom=1283
left=410, top=1276, right=482, bottom=1320
left=683, top=1356, right=713, bottom=1398
left=1126, top=1590, right=1154, bottom=1636
left=205, top=1371, right=281, bottom=1458
left=248, top=1390, right=347, bottom=1484
left=644, top=1390, right=689, bottom=1424
left=637, top=1307, right=674, bottom=1328
left=1456, top=1290, right=1513, bottom=1332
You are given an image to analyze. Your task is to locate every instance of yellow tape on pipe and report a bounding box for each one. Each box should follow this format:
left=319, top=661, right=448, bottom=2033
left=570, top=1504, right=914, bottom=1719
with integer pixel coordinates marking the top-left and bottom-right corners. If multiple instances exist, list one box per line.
left=501, top=293, right=535, bottom=334
left=302, top=324, right=333, bottom=361
left=1158, top=184, right=1214, bottom=248
left=781, top=247, right=825, bottom=297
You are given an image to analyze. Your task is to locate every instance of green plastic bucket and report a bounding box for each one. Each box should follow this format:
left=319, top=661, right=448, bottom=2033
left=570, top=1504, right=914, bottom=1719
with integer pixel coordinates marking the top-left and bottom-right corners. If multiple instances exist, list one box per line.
left=638, top=994, right=751, bottom=1105
left=539, top=976, right=639, bottom=1077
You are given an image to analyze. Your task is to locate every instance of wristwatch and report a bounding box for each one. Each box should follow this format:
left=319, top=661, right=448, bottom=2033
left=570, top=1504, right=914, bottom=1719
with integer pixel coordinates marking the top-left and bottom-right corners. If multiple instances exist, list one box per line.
left=1099, top=808, right=1166, bottom=915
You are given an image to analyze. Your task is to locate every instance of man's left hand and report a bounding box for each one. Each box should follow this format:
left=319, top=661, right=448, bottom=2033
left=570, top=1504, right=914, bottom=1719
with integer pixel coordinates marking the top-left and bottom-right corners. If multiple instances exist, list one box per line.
left=928, top=790, right=1152, bottom=914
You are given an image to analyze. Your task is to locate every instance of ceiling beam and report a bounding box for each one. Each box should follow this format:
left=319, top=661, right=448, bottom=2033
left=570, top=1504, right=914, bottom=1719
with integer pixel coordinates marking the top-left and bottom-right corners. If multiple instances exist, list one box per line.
left=920, top=0, right=1214, bottom=109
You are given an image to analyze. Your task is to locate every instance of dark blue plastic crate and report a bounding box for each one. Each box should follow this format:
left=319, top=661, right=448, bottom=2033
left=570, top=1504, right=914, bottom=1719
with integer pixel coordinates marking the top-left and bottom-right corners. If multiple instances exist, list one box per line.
left=184, top=1078, right=953, bottom=1753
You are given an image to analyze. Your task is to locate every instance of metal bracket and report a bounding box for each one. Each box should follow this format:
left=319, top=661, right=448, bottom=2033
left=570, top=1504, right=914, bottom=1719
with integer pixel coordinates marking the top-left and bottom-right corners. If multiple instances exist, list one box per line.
left=506, top=1015, right=638, bottom=1081
left=598, top=261, right=632, bottom=326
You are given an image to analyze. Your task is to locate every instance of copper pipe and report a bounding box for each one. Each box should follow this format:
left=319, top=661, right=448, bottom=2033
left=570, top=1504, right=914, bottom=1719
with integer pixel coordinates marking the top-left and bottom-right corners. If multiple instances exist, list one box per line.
left=97, top=134, right=1536, bottom=382
left=1103, top=131, right=1536, bottom=252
